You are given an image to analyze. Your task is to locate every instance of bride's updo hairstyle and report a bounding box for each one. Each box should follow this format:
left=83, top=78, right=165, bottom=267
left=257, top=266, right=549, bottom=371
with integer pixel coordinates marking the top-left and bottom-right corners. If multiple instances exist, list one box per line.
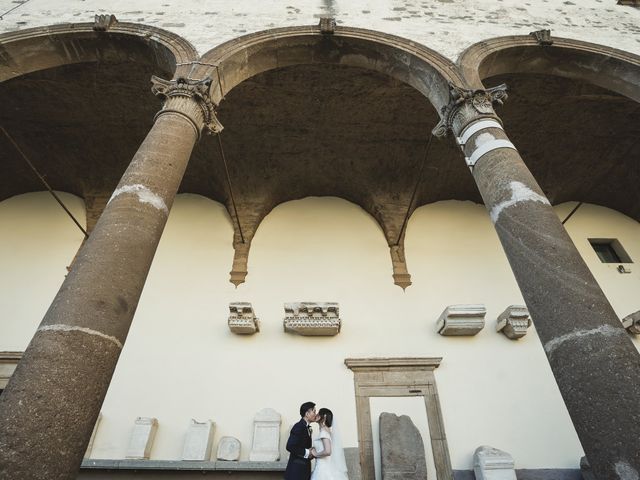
left=319, top=408, right=333, bottom=427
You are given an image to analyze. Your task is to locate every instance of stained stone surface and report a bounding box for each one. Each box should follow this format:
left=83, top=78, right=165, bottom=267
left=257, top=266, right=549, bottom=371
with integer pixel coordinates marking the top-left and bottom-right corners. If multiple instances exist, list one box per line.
left=473, top=446, right=516, bottom=480
left=181, top=419, right=215, bottom=461
left=379, top=412, right=428, bottom=479
left=217, top=436, right=241, bottom=461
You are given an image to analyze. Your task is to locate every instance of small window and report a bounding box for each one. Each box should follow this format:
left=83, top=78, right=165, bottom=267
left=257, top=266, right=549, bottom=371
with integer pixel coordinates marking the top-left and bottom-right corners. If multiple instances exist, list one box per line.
left=589, top=239, right=633, bottom=263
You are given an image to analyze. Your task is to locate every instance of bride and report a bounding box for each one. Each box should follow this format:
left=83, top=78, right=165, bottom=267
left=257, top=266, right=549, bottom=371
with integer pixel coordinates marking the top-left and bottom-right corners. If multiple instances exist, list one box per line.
left=310, top=408, right=349, bottom=480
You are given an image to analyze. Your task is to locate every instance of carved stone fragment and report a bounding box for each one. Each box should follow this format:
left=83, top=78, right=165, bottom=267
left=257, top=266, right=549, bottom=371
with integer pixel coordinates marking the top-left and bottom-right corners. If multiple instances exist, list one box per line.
left=228, top=302, right=259, bottom=334
left=530, top=29, right=553, bottom=46
left=436, top=304, right=486, bottom=336
left=217, top=436, right=241, bottom=461
left=126, top=417, right=158, bottom=460
left=622, top=310, right=640, bottom=334
left=93, top=14, right=118, bottom=31
left=182, top=419, right=215, bottom=461
left=473, top=445, right=516, bottom=480
left=249, top=408, right=281, bottom=461
left=496, top=305, right=531, bottom=340
left=283, top=302, right=340, bottom=336
left=379, top=413, right=428, bottom=479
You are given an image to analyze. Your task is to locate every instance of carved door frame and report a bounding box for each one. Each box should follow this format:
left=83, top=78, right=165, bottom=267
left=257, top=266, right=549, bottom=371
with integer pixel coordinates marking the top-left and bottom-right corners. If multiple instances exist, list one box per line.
left=344, top=357, right=453, bottom=480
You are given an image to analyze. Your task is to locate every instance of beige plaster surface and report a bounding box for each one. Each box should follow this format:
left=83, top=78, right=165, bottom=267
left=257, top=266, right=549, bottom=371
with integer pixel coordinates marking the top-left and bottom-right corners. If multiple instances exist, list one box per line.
left=1, top=193, right=638, bottom=469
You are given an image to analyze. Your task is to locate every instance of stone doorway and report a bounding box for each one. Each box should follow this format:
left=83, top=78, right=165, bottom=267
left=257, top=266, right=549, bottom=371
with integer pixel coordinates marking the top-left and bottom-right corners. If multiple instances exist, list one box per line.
left=344, top=357, right=452, bottom=480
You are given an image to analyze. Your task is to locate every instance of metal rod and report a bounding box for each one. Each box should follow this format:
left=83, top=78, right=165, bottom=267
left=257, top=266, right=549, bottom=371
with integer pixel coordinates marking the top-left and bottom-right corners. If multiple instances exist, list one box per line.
left=215, top=65, right=225, bottom=101
left=395, top=133, right=434, bottom=246
left=1, top=126, right=89, bottom=238
left=561, top=201, right=583, bottom=225
left=216, top=132, right=245, bottom=243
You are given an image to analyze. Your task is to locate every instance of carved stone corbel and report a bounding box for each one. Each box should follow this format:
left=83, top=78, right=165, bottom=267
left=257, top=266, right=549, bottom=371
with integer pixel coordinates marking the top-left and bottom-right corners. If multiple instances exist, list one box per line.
left=284, top=302, right=341, bottom=336
left=93, top=14, right=118, bottom=31
left=228, top=302, right=259, bottom=334
left=530, top=29, right=553, bottom=46
left=151, top=76, right=223, bottom=137
left=622, top=310, right=640, bottom=334
left=436, top=304, right=486, bottom=336
left=496, top=305, right=532, bottom=340
left=432, top=84, right=507, bottom=138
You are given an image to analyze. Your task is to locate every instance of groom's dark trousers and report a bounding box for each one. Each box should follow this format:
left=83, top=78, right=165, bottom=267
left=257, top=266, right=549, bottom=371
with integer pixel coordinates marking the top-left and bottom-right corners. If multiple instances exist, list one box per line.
left=284, top=418, right=312, bottom=480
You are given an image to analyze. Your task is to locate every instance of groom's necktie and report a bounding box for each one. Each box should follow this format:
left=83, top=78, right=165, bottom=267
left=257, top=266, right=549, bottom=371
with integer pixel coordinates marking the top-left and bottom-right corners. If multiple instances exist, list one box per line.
left=307, top=425, right=312, bottom=437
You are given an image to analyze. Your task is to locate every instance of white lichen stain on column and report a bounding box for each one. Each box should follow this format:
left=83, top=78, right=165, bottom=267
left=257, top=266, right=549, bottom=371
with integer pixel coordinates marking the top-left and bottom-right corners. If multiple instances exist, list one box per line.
left=474, top=132, right=495, bottom=149
left=108, top=184, right=169, bottom=214
left=544, top=324, right=623, bottom=356
left=489, top=181, right=550, bottom=223
left=615, top=461, right=639, bottom=480
left=38, top=324, right=123, bottom=349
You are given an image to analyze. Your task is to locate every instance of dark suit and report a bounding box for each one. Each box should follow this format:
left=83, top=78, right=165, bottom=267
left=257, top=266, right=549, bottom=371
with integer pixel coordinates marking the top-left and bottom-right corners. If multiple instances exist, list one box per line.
left=284, top=418, right=312, bottom=480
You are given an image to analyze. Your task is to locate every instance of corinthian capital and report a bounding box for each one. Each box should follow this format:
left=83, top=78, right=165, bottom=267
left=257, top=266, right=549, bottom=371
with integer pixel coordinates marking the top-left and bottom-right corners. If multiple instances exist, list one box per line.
left=432, top=83, right=507, bottom=138
left=151, top=76, right=223, bottom=136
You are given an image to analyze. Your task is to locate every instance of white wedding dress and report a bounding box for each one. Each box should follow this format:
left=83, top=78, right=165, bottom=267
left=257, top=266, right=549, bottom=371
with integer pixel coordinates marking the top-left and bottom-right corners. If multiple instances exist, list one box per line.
left=311, top=426, right=349, bottom=480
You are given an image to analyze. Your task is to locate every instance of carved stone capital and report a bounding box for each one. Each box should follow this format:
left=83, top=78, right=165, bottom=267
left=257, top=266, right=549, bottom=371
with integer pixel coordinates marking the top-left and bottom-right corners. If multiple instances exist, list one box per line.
left=432, top=84, right=507, bottom=138
left=496, top=305, right=532, bottom=340
left=151, top=76, right=223, bottom=137
left=93, top=14, right=118, bottom=31
left=283, top=302, right=341, bottom=336
left=530, top=29, right=553, bottom=46
left=228, top=302, right=259, bottom=334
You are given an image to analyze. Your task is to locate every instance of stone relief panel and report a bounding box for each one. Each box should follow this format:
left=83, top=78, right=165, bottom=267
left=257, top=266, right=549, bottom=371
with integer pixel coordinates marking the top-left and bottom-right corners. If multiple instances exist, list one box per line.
left=217, top=436, right=241, bottom=461
left=283, top=302, right=341, bottom=336
left=249, top=408, right=281, bottom=461
left=436, top=304, right=486, bottom=336
left=181, top=419, right=215, bottom=461
left=126, top=417, right=158, bottom=460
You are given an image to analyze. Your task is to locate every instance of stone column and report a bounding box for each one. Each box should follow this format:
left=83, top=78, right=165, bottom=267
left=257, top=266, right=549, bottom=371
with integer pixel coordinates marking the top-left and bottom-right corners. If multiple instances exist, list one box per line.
left=433, top=84, right=640, bottom=480
left=0, top=76, right=222, bottom=480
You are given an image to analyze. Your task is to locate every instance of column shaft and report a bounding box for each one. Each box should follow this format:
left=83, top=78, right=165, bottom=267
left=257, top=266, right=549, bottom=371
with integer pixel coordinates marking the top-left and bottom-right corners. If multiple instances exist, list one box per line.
left=462, top=120, right=640, bottom=480
left=0, top=110, right=199, bottom=479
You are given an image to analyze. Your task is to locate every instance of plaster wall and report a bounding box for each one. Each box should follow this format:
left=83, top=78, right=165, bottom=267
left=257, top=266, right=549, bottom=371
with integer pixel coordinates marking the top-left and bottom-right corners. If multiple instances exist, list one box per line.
left=1, top=0, right=639, bottom=62
left=1, top=192, right=639, bottom=471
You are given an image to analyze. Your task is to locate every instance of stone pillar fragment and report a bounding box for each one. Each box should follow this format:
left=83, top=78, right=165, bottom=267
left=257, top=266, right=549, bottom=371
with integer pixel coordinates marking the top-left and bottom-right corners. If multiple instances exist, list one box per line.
left=0, top=76, right=221, bottom=480
left=126, top=417, right=159, bottom=460
left=182, top=419, right=215, bottom=461
left=496, top=305, right=531, bottom=340
left=473, top=445, right=516, bottom=480
left=433, top=84, right=640, bottom=479
left=249, top=408, right=281, bottom=461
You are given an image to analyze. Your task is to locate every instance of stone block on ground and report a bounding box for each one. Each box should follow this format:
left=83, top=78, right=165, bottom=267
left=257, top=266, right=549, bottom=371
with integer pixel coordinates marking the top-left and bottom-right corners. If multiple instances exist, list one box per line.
left=249, top=408, right=281, bottom=461
left=379, top=412, right=428, bottom=479
left=473, top=445, right=516, bottom=480
left=181, top=419, right=215, bottom=461
left=126, top=417, right=158, bottom=460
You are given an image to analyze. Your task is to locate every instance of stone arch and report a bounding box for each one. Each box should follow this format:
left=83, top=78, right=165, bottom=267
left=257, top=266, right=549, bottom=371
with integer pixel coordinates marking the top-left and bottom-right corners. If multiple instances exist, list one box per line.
left=0, top=20, right=198, bottom=82
left=192, top=25, right=466, bottom=289
left=458, top=35, right=640, bottom=101
left=457, top=35, right=640, bottom=223
left=0, top=21, right=198, bottom=232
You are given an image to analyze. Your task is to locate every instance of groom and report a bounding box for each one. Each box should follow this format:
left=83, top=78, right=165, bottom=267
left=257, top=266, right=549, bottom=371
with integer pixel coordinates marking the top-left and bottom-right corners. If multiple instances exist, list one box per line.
left=284, top=401, right=319, bottom=480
